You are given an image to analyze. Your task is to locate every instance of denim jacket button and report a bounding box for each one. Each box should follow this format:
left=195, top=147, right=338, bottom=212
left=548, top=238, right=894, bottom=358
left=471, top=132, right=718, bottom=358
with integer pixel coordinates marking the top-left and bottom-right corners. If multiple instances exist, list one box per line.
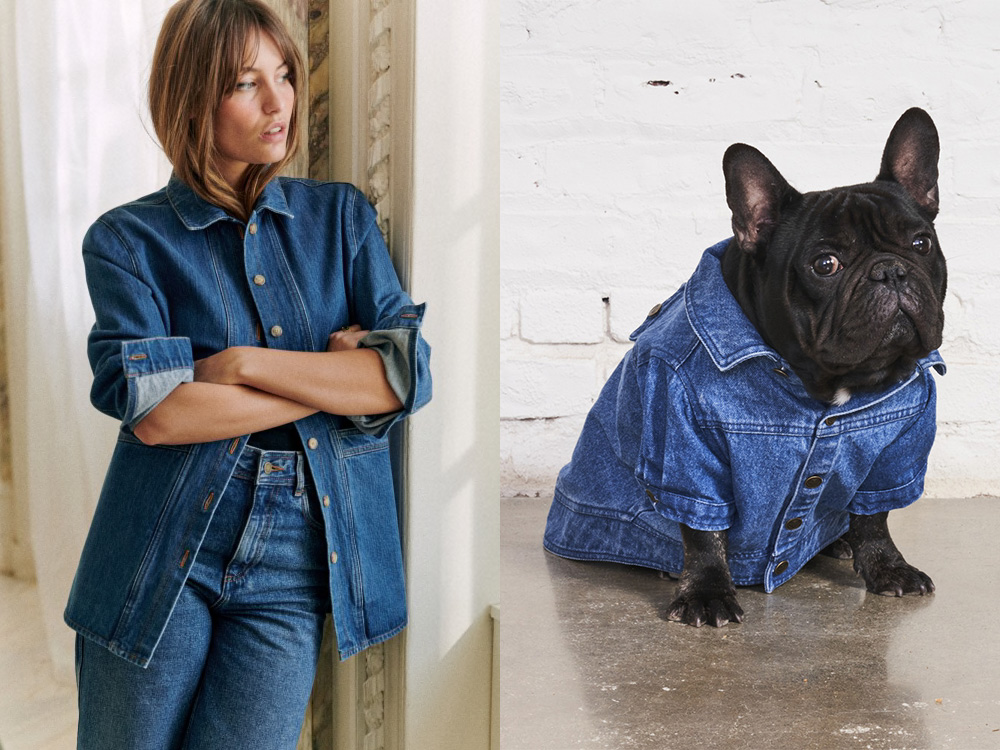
left=330, top=551, right=339, bottom=564
left=322, top=495, right=331, bottom=507
left=647, top=303, right=662, bottom=317
left=307, top=437, right=319, bottom=450
left=644, top=489, right=658, bottom=504
left=804, top=475, right=823, bottom=489
left=774, top=560, right=789, bottom=575
left=248, top=223, right=258, bottom=235
left=784, top=517, right=803, bottom=530
left=773, top=367, right=790, bottom=378
left=270, top=325, right=283, bottom=337
left=253, top=274, right=266, bottom=286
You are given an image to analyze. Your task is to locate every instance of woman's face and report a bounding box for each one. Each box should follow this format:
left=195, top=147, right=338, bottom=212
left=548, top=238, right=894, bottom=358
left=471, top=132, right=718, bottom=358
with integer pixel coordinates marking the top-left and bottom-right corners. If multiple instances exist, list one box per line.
left=213, top=31, right=294, bottom=188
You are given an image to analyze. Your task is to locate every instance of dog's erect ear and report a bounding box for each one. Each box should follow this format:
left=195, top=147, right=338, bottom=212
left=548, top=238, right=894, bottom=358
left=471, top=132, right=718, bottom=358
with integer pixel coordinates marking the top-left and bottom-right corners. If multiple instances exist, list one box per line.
left=877, top=107, right=940, bottom=217
left=723, top=144, right=796, bottom=255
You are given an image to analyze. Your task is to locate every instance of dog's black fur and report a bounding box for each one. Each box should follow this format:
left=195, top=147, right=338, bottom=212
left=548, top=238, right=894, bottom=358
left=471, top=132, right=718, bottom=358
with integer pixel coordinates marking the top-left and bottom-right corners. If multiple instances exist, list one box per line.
left=667, top=109, right=946, bottom=627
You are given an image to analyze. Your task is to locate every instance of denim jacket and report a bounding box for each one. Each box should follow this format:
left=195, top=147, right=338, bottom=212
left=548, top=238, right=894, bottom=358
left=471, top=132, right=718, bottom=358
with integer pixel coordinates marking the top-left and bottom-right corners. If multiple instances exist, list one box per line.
left=65, top=176, right=431, bottom=667
left=544, top=239, right=944, bottom=592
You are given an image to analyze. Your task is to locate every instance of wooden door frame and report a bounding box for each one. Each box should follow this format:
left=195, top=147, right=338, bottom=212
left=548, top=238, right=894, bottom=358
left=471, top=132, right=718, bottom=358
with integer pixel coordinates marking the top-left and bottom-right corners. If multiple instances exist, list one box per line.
left=326, top=1, right=414, bottom=748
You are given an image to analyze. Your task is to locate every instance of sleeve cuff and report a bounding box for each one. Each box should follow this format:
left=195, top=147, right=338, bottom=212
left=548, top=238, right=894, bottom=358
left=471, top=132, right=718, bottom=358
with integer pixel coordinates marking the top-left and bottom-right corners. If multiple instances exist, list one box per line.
left=644, top=485, right=735, bottom=531
left=849, top=464, right=926, bottom=515
left=122, top=337, right=194, bottom=431
left=350, top=303, right=431, bottom=437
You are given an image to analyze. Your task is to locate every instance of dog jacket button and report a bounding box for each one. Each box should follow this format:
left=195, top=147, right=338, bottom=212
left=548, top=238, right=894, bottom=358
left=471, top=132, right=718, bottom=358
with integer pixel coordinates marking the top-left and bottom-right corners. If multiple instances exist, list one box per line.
left=804, top=475, right=823, bottom=489
left=785, top=517, right=803, bottom=531
left=824, top=417, right=837, bottom=426
left=773, top=368, right=789, bottom=378
left=647, top=303, right=662, bottom=317
left=774, top=560, right=789, bottom=575
left=644, top=489, right=658, bottom=504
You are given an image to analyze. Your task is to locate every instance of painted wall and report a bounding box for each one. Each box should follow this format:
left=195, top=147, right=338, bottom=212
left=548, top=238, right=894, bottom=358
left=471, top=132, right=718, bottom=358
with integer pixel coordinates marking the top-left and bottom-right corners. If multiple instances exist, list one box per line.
left=501, top=0, right=1000, bottom=500
left=406, top=0, right=499, bottom=747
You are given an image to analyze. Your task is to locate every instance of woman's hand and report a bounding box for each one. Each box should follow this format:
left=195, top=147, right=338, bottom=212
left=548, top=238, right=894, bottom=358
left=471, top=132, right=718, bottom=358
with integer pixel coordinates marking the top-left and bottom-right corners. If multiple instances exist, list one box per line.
left=327, top=324, right=369, bottom=352
left=194, top=346, right=250, bottom=385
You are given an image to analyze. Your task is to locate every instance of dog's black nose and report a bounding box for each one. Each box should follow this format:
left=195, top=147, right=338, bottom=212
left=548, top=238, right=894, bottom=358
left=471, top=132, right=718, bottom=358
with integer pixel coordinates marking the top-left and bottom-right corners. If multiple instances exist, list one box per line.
left=869, top=259, right=908, bottom=285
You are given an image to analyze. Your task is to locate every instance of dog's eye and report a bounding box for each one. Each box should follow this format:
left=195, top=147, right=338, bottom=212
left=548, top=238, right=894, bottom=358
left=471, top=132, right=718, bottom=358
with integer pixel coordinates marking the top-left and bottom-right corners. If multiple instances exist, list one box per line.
left=812, top=254, right=843, bottom=277
left=912, top=234, right=933, bottom=255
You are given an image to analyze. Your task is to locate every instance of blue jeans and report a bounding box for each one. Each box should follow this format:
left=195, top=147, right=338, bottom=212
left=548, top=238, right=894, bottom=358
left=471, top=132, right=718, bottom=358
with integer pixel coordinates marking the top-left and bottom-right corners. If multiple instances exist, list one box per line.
left=76, top=446, right=331, bottom=750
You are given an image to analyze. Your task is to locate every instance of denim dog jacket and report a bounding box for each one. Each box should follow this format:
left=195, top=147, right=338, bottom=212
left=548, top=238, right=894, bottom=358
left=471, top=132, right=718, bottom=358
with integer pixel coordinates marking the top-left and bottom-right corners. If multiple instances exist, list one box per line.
left=544, top=239, right=944, bottom=592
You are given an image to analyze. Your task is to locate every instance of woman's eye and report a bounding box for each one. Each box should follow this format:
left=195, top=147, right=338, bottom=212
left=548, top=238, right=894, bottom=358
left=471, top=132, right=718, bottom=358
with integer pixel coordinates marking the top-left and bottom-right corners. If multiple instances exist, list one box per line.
left=812, top=254, right=843, bottom=277
left=912, top=234, right=933, bottom=254
left=235, top=81, right=256, bottom=91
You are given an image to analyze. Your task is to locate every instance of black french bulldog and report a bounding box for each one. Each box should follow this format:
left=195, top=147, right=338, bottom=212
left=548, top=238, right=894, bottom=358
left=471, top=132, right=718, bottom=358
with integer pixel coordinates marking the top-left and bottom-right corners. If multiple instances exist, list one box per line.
left=667, top=107, right=946, bottom=627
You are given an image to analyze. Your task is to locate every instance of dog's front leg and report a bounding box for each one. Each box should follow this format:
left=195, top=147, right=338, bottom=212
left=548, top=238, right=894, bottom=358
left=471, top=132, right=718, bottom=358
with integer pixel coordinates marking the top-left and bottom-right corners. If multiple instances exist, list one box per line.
left=666, top=525, right=743, bottom=627
left=845, top=511, right=934, bottom=597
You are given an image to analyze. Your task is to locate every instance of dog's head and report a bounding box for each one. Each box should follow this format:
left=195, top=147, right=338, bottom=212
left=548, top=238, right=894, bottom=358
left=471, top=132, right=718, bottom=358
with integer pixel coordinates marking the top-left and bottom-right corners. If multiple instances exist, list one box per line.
left=721, top=107, right=947, bottom=403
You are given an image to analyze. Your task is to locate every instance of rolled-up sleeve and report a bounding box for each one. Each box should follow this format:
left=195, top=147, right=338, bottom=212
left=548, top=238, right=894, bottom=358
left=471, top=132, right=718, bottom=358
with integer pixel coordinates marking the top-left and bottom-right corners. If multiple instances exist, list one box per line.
left=84, top=218, right=194, bottom=431
left=344, top=190, right=432, bottom=437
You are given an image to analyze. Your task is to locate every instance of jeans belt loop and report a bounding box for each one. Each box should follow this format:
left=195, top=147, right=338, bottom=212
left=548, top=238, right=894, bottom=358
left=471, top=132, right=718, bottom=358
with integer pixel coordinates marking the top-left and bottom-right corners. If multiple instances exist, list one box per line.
left=294, top=451, right=306, bottom=496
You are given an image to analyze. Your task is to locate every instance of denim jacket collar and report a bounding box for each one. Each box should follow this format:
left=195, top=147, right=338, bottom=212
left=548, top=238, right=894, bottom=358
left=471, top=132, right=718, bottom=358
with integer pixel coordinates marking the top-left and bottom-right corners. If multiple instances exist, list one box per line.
left=166, top=173, right=295, bottom=230
left=684, top=239, right=776, bottom=372
left=684, top=238, right=946, bottom=378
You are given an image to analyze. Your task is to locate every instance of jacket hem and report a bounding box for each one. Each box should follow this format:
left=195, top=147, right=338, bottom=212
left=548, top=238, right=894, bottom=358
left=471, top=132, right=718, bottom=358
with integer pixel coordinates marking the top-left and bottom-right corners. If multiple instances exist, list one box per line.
left=64, top=612, right=152, bottom=669
left=336, top=619, right=408, bottom=662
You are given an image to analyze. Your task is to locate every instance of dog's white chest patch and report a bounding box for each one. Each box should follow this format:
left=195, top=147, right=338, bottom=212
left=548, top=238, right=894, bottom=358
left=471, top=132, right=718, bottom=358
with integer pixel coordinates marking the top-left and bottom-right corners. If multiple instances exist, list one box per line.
left=832, top=388, right=852, bottom=406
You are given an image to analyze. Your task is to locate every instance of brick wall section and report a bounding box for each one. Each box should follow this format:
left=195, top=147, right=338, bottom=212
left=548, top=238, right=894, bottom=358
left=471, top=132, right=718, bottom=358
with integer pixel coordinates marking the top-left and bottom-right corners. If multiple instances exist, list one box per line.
left=501, top=0, right=1000, bottom=498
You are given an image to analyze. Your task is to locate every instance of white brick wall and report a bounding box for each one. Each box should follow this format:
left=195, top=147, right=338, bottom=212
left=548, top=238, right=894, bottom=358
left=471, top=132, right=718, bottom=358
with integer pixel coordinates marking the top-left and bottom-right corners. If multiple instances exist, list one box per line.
left=501, top=0, right=1000, bottom=498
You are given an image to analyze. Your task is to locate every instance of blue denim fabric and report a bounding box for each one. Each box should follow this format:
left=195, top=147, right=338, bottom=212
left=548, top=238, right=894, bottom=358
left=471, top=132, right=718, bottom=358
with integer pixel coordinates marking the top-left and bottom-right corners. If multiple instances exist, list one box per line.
left=76, top=446, right=330, bottom=749
left=544, top=239, right=945, bottom=592
left=65, top=176, right=431, bottom=667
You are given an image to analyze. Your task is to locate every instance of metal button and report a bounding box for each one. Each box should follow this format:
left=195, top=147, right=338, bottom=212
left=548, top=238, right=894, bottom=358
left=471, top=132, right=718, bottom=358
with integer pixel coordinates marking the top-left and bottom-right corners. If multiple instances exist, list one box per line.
left=263, top=461, right=275, bottom=474
left=253, top=274, right=266, bottom=286
left=645, top=489, right=658, bottom=504
left=647, top=302, right=662, bottom=317
left=248, top=223, right=258, bottom=235
left=773, top=368, right=790, bottom=378
left=307, top=437, right=319, bottom=450
left=804, top=475, right=823, bottom=489
left=785, top=517, right=803, bottom=531
left=774, top=560, right=789, bottom=575
left=270, top=325, right=283, bottom=337
left=330, top=551, right=339, bottom=564
left=322, top=495, right=331, bottom=507
left=825, top=417, right=837, bottom=426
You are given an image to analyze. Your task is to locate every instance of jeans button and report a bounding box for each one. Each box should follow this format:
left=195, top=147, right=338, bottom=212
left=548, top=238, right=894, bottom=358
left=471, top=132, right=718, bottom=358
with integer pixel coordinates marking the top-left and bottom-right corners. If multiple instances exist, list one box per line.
left=270, top=325, right=283, bottom=337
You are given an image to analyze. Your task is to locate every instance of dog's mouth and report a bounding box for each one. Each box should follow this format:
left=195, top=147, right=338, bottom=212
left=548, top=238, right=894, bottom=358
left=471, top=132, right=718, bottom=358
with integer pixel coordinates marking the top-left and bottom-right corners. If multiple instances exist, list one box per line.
left=810, top=287, right=942, bottom=374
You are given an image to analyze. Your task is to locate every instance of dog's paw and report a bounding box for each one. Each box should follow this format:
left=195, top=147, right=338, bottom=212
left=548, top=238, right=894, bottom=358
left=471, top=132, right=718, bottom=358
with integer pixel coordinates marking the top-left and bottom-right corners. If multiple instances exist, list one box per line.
left=819, top=537, right=853, bottom=559
left=666, top=591, right=743, bottom=628
left=861, top=562, right=935, bottom=597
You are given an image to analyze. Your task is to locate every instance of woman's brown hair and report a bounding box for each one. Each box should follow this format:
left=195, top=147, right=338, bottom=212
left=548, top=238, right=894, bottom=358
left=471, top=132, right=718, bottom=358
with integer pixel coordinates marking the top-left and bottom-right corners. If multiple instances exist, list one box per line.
left=149, top=0, right=304, bottom=220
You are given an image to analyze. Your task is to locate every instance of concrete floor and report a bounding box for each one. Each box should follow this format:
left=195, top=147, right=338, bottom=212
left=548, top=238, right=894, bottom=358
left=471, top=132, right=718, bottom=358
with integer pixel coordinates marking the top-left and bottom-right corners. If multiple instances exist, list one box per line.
left=499, top=496, right=1000, bottom=750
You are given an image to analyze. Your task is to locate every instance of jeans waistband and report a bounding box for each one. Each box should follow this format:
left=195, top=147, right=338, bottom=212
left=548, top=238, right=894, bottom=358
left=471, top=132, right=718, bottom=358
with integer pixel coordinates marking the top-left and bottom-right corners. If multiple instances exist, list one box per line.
left=234, top=444, right=310, bottom=494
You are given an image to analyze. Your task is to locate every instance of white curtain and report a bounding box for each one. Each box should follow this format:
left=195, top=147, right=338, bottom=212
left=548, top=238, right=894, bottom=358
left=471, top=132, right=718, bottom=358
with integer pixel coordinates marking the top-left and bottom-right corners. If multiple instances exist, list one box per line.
left=0, top=0, right=172, bottom=679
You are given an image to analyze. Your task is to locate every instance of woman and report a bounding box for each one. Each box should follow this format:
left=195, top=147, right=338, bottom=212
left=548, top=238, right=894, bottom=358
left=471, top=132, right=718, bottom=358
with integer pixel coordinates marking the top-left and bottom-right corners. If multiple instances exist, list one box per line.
left=64, top=0, right=431, bottom=747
